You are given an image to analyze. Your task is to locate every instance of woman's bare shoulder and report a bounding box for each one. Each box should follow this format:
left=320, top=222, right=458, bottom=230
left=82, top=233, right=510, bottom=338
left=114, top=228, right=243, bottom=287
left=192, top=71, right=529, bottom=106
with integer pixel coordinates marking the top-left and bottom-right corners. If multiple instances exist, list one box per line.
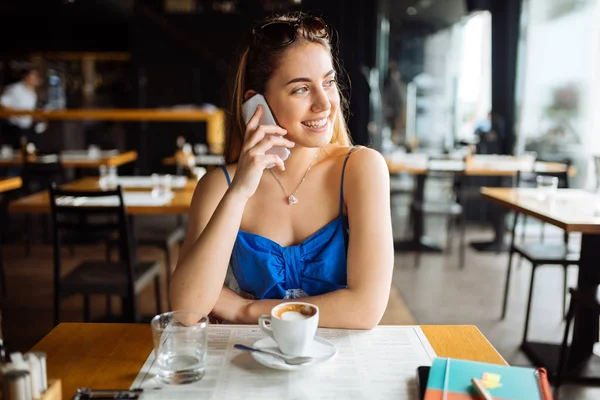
left=193, top=164, right=238, bottom=201
left=341, top=145, right=388, bottom=181
left=326, top=144, right=386, bottom=170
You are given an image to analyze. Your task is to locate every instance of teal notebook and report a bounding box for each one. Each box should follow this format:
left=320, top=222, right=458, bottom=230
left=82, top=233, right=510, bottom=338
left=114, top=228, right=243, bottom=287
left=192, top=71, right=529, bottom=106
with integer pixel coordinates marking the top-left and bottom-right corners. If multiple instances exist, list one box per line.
left=424, top=357, right=552, bottom=400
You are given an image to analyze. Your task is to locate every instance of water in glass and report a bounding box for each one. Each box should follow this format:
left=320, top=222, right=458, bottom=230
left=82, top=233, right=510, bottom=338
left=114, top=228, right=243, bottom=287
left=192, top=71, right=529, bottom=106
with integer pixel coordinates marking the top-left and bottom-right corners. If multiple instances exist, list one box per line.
left=151, top=311, right=208, bottom=384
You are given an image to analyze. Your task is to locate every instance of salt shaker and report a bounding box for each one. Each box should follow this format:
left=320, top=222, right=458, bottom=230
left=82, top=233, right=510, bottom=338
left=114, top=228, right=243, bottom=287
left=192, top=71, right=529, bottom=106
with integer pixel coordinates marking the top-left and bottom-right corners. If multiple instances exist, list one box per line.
left=2, top=369, right=32, bottom=400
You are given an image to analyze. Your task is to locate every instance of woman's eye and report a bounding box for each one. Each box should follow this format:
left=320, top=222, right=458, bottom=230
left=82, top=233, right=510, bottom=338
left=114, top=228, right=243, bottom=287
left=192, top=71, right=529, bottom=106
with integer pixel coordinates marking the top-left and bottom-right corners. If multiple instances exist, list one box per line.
left=324, top=79, right=337, bottom=87
left=293, top=86, right=308, bottom=94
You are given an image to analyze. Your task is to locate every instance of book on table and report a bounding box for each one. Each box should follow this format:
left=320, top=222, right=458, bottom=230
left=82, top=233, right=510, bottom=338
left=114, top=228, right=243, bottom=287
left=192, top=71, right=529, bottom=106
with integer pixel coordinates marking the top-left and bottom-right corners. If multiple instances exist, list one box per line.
left=423, top=357, right=553, bottom=400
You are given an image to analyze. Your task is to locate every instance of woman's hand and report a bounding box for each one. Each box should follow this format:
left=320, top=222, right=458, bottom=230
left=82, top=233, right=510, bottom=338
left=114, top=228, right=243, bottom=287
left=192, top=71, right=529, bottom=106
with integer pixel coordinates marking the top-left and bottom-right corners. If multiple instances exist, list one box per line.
left=211, top=286, right=253, bottom=323
left=229, top=105, right=295, bottom=200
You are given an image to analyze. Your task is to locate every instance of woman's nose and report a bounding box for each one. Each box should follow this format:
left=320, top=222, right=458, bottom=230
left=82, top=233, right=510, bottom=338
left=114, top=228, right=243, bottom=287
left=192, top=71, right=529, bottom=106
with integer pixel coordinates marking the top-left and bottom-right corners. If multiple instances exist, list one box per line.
left=311, top=89, right=331, bottom=113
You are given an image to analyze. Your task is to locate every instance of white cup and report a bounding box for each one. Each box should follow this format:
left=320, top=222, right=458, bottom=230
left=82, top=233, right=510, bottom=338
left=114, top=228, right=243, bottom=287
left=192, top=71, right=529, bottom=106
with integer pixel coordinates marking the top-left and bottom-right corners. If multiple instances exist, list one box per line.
left=258, top=302, right=319, bottom=357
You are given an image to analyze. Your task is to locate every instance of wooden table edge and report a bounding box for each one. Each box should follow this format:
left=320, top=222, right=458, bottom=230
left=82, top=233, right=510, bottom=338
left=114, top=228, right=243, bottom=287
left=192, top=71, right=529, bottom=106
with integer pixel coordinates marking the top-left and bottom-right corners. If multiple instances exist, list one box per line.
left=0, top=109, right=224, bottom=122
left=480, top=187, right=600, bottom=234
left=0, top=177, right=22, bottom=193
left=30, top=322, right=507, bottom=398
left=0, top=151, right=138, bottom=168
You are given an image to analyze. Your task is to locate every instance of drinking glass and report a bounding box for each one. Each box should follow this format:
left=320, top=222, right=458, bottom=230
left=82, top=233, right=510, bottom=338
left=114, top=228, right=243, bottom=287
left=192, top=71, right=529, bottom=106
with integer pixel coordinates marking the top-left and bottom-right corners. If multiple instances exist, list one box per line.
left=161, top=174, right=172, bottom=196
left=99, top=165, right=108, bottom=189
left=151, top=311, right=209, bottom=384
left=521, top=151, right=537, bottom=171
left=151, top=173, right=160, bottom=197
left=88, top=144, right=100, bottom=159
left=1, top=145, right=13, bottom=158
left=536, top=175, right=558, bottom=201
left=107, top=166, right=118, bottom=188
left=194, top=144, right=208, bottom=155
left=151, top=174, right=172, bottom=197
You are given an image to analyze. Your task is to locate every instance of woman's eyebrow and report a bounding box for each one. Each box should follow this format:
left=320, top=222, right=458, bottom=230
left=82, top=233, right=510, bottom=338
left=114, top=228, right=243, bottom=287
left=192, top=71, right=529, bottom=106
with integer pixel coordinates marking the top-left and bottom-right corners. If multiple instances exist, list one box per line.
left=285, top=69, right=335, bottom=85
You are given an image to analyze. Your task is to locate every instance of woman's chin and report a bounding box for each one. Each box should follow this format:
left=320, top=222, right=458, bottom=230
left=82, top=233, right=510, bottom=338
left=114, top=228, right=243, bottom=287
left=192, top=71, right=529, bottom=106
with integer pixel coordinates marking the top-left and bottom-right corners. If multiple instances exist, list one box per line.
left=289, top=128, right=333, bottom=148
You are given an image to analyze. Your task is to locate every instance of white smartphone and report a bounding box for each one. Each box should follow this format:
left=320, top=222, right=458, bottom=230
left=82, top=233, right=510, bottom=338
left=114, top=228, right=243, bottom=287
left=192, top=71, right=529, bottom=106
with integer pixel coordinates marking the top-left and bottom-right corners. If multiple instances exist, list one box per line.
left=241, top=94, right=290, bottom=166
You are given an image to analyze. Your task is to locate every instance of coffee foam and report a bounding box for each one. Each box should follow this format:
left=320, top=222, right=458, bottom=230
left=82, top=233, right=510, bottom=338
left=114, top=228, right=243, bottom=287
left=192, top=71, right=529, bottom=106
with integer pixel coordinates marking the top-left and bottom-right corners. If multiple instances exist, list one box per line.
left=274, top=303, right=317, bottom=320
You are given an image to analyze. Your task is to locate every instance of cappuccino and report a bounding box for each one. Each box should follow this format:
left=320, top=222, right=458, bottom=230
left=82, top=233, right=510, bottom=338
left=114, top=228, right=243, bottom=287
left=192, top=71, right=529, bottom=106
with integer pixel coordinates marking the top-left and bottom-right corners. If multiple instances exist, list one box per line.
left=274, top=303, right=317, bottom=320
left=280, top=311, right=311, bottom=321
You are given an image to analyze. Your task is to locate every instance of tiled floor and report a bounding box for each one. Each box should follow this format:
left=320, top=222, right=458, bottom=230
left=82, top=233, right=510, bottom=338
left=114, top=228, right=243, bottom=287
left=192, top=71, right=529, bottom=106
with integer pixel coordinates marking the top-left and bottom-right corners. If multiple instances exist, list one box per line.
left=390, top=192, right=600, bottom=399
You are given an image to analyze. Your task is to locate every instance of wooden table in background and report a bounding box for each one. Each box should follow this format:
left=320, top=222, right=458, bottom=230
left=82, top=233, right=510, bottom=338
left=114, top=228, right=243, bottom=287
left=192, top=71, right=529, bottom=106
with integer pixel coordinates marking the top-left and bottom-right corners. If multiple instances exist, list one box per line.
left=0, top=108, right=225, bottom=155
left=481, top=187, right=600, bottom=383
left=162, top=153, right=225, bottom=168
left=386, top=158, right=576, bottom=177
left=8, top=177, right=195, bottom=215
left=386, top=157, right=575, bottom=253
left=0, top=177, right=22, bottom=193
left=0, top=150, right=138, bottom=168
left=31, top=323, right=506, bottom=399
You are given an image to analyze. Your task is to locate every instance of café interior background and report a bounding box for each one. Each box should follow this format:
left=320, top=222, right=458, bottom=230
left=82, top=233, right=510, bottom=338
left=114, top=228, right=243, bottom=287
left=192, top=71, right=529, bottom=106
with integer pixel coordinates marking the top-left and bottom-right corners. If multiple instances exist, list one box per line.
left=1, top=2, right=600, bottom=398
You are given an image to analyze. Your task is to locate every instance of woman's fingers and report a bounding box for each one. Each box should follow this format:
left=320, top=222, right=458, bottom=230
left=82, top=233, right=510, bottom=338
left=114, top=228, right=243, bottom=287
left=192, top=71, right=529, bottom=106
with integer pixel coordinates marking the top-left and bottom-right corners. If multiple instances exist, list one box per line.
left=244, top=105, right=263, bottom=139
left=242, top=125, right=290, bottom=152
left=250, top=134, right=295, bottom=155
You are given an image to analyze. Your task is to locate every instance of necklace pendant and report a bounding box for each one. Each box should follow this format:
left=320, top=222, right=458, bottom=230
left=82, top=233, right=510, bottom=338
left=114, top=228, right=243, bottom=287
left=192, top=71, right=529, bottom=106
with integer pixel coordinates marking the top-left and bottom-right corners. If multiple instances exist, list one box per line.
left=288, top=195, right=298, bottom=206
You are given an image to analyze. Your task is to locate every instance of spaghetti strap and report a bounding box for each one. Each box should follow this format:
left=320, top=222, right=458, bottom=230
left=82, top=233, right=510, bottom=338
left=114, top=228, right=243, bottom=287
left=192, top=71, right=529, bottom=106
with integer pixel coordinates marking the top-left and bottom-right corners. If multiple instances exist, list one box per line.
left=339, top=146, right=359, bottom=217
left=219, top=165, right=231, bottom=186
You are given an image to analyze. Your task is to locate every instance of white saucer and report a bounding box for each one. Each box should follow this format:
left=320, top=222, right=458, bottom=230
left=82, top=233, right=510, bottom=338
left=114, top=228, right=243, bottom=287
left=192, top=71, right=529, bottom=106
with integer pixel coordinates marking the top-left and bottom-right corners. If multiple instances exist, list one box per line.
left=250, top=336, right=337, bottom=371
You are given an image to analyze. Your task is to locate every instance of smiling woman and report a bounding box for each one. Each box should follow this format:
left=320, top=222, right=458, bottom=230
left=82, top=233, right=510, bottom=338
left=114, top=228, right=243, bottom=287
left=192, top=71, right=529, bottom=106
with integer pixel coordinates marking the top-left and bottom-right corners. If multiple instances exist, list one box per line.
left=170, top=12, right=394, bottom=330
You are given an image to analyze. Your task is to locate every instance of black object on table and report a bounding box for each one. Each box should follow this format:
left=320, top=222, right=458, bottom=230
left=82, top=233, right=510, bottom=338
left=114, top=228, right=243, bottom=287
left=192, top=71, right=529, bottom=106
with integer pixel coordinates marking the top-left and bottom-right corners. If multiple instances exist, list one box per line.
left=417, top=366, right=431, bottom=400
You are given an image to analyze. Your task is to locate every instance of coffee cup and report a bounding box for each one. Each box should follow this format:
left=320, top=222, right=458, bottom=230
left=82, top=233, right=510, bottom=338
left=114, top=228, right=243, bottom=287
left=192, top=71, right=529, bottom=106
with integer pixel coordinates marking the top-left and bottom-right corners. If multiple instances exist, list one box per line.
left=258, top=302, right=319, bottom=357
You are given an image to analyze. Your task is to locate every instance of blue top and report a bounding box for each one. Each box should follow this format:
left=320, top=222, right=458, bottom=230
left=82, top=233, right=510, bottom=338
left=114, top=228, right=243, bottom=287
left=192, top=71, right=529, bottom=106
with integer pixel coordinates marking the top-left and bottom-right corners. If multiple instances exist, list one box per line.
left=220, top=147, right=357, bottom=300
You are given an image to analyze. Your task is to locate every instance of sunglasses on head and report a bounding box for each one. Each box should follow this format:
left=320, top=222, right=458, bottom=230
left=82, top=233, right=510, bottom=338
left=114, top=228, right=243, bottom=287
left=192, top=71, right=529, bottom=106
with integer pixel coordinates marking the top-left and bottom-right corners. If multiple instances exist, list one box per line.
left=252, top=16, right=329, bottom=47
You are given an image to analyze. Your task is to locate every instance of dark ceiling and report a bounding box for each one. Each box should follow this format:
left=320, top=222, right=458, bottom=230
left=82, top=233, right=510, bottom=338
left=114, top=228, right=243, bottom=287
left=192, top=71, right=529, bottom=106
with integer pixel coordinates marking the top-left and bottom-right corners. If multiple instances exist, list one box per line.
left=389, top=0, right=468, bottom=33
left=0, top=0, right=470, bottom=53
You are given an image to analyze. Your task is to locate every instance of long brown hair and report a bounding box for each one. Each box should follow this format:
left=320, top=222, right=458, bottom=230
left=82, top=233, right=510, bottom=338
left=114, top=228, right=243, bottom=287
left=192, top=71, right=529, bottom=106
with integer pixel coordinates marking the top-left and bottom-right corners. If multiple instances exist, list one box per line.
left=224, top=12, right=353, bottom=164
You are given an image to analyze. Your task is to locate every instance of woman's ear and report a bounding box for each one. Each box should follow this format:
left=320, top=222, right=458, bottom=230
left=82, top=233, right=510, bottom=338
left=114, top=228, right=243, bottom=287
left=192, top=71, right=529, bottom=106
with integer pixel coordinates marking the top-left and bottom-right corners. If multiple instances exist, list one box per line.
left=243, top=90, right=257, bottom=102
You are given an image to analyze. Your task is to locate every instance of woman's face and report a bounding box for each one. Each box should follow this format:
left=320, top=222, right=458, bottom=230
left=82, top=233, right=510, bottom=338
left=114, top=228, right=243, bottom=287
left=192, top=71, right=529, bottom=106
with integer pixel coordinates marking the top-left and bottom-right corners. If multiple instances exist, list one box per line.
left=264, top=42, right=339, bottom=148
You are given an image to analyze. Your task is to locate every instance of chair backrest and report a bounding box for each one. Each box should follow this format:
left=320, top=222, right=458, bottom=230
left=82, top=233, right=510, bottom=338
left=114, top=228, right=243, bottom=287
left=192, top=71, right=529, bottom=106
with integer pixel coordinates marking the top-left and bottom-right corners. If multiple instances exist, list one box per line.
left=516, top=158, right=571, bottom=189
left=48, top=183, right=136, bottom=295
left=21, top=153, right=66, bottom=195
left=536, top=158, right=571, bottom=189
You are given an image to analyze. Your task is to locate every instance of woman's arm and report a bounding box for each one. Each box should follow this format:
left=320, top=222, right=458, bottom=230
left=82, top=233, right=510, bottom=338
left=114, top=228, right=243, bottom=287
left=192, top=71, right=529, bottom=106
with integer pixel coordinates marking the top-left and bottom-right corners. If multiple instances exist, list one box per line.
left=170, top=105, right=294, bottom=316
left=169, top=168, right=248, bottom=315
left=226, top=148, right=394, bottom=329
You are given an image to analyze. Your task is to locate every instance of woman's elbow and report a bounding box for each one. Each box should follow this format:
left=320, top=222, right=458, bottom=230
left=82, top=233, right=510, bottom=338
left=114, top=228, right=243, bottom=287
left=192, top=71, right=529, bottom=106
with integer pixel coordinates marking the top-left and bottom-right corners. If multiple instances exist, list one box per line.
left=355, top=310, right=384, bottom=330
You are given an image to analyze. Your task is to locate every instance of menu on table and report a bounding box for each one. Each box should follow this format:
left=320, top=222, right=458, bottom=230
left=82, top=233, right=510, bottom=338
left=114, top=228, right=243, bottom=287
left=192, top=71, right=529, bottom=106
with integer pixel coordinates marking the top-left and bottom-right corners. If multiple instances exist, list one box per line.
left=132, top=325, right=436, bottom=400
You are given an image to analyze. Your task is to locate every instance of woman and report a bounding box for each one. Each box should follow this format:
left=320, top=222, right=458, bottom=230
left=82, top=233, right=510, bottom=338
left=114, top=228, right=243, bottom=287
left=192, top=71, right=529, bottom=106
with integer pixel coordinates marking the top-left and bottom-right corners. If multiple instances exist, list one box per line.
left=170, top=12, right=393, bottom=329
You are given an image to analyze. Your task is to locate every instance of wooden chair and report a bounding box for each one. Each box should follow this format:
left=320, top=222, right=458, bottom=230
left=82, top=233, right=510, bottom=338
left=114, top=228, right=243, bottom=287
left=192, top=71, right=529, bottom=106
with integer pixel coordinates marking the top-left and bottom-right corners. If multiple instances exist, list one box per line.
left=49, top=183, right=162, bottom=325
left=21, top=152, right=68, bottom=255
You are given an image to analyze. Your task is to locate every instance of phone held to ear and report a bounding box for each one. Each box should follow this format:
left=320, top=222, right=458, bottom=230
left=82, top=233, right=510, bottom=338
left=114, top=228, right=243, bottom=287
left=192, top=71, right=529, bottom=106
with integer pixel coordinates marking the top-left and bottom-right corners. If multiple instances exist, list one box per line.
left=241, top=94, right=291, bottom=168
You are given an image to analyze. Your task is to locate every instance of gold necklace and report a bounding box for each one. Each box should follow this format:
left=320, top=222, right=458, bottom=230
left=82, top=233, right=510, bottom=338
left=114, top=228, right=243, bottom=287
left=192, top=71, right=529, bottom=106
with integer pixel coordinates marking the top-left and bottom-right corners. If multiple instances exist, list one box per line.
left=269, top=149, right=320, bottom=205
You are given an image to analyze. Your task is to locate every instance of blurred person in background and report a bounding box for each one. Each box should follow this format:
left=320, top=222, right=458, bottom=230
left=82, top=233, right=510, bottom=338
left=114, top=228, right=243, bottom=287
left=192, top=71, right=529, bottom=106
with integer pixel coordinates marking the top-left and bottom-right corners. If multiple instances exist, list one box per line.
left=0, top=67, right=44, bottom=149
left=383, top=61, right=407, bottom=145
left=474, top=110, right=506, bottom=154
